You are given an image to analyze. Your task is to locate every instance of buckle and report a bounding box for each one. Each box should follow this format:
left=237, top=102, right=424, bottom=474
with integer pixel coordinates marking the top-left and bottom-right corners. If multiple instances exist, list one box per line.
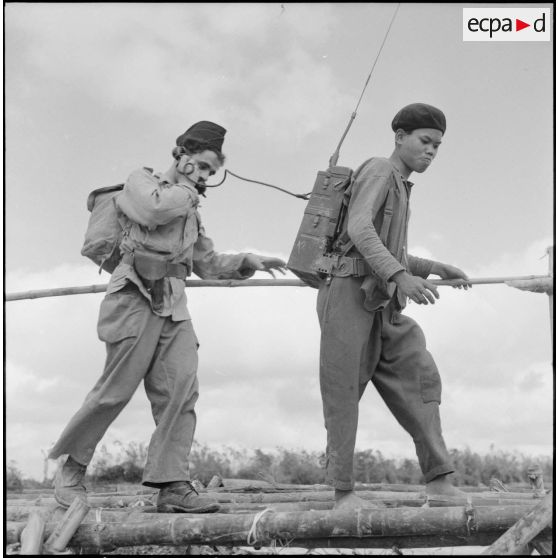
left=336, top=256, right=353, bottom=276
left=338, top=256, right=367, bottom=277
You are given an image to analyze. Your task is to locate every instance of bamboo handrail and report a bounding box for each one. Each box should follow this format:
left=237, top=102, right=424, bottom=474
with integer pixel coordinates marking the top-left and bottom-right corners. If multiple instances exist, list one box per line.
left=4, top=274, right=553, bottom=302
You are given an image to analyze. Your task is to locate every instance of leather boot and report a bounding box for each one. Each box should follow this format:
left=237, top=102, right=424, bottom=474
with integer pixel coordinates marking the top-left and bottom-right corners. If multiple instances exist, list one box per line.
left=156, top=481, right=220, bottom=513
left=53, top=455, right=88, bottom=508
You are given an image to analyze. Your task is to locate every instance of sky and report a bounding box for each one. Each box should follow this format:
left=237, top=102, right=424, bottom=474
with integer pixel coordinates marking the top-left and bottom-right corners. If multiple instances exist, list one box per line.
left=4, top=3, right=554, bottom=481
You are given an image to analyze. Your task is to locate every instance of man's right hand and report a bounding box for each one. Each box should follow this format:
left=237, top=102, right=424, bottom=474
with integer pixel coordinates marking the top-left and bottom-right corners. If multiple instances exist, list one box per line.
left=391, top=271, right=439, bottom=305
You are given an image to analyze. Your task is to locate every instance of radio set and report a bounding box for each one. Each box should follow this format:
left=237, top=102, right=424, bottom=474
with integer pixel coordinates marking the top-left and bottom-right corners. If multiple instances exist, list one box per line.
left=287, top=165, right=354, bottom=288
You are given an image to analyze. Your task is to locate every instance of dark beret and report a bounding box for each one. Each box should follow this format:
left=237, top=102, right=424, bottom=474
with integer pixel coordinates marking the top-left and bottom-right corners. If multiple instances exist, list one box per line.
left=176, top=120, right=227, bottom=153
left=391, top=103, right=446, bottom=135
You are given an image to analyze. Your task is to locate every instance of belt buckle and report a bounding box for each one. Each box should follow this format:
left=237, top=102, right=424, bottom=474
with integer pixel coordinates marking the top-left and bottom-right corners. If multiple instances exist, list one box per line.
left=353, top=259, right=363, bottom=277
left=335, top=256, right=352, bottom=277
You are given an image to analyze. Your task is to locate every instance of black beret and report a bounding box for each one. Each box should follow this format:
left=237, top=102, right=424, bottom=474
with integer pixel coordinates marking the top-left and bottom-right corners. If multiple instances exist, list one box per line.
left=176, top=120, right=227, bottom=153
left=391, top=103, right=446, bottom=135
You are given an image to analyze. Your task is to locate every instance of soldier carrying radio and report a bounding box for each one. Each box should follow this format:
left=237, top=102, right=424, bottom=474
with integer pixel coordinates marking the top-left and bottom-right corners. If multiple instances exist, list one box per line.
left=316, top=103, right=471, bottom=510
left=48, top=121, right=286, bottom=513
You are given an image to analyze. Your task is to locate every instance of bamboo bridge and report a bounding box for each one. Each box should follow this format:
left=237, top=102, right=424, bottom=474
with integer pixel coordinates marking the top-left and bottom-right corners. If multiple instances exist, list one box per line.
left=6, top=475, right=554, bottom=555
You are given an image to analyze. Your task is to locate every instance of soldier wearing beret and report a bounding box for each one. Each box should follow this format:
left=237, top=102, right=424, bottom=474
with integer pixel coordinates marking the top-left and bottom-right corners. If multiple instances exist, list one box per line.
left=49, top=121, right=286, bottom=513
left=317, top=103, right=470, bottom=510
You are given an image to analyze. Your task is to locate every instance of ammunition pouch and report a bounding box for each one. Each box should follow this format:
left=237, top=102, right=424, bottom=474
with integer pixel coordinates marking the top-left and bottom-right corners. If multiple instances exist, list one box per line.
left=122, top=251, right=189, bottom=281
left=315, top=254, right=369, bottom=278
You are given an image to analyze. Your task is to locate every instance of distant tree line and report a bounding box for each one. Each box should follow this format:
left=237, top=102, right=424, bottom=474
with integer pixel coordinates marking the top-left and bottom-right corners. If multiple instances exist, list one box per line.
left=7, top=442, right=553, bottom=490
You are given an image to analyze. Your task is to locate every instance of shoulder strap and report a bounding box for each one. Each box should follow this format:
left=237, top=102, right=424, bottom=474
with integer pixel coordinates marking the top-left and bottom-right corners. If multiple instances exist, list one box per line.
left=333, top=158, right=378, bottom=254
left=379, top=184, right=395, bottom=244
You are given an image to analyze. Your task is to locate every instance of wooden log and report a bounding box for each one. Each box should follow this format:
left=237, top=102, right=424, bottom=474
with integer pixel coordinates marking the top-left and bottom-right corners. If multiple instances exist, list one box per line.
left=6, top=504, right=549, bottom=551
left=505, top=277, right=553, bottom=294
left=19, top=510, right=46, bottom=555
left=215, top=481, right=486, bottom=493
left=8, top=494, right=155, bottom=508
left=207, top=475, right=224, bottom=489
left=205, top=488, right=540, bottom=505
left=43, top=498, right=91, bottom=554
left=7, top=488, right=541, bottom=511
left=7, top=495, right=547, bottom=524
left=529, top=538, right=553, bottom=556
left=480, top=491, right=553, bottom=555
left=8, top=490, right=541, bottom=525
left=548, top=246, right=554, bottom=340
left=527, top=464, right=546, bottom=497
left=6, top=489, right=157, bottom=500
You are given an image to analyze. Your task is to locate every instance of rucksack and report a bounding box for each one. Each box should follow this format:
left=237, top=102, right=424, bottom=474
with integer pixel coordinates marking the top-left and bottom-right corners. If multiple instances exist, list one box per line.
left=81, top=184, right=127, bottom=274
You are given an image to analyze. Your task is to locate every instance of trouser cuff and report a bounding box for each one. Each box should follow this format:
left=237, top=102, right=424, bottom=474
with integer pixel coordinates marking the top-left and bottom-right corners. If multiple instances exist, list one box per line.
left=424, top=464, right=455, bottom=483
left=48, top=451, right=90, bottom=467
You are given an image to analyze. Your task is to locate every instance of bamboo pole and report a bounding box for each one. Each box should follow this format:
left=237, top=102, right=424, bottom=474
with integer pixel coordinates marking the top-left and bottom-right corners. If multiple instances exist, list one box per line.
left=19, top=510, right=46, bottom=555
left=212, top=481, right=538, bottom=494
left=6, top=489, right=157, bottom=500
left=6, top=504, right=551, bottom=552
left=6, top=489, right=541, bottom=509
left=5, top=482, right=542, bottom=500
left=480, top=491, right=553, bottom=555
left=548, top=246, right=554, bottom=342
left=7, top=489, right=542, bottom=523
left=4, top=274, right=552, bottom=302
left=43, top=497, right=91, bottom=554
left=215, top=481, right=486, bottom=493
left=527, top=465, right=546, bottom=497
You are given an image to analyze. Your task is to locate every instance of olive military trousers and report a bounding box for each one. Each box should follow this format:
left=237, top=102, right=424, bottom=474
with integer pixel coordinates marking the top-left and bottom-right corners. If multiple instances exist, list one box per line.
left=48, top=286, right=199, bottom=486
left=317, top=276, right=454, bottom=490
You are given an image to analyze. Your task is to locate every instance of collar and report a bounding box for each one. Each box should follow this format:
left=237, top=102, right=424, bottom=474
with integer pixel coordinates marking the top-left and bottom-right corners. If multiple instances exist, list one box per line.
left=388, top=161, right=413, bottom=188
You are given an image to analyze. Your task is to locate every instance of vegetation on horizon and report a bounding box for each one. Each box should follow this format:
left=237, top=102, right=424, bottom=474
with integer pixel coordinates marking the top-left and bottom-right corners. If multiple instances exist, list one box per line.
left=7, top=441, right=553, bottom=490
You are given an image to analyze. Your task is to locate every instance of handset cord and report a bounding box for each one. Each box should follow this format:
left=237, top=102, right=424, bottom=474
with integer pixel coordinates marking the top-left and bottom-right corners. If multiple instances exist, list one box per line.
left=204, top=169, right=311, bottom=200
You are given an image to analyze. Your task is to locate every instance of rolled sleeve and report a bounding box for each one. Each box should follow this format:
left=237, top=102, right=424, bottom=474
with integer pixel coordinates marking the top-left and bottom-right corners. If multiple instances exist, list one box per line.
left=192, top=231, right=256, bottom=280
left=408, top=255, right=435, bottom=278
left=116, top=168, right=199, bottom=229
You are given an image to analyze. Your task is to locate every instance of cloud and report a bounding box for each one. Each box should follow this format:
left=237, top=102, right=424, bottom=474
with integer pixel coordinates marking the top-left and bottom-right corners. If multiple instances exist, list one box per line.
left=5, top=235, right=553, bottom=479
left=4, top=3, right=553, bottom=480
left=6, top=4, right=350, bottom=149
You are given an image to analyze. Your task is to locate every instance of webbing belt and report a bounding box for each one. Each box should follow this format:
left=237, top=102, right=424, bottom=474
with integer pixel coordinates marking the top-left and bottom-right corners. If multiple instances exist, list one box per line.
left=329, top=256, right=369, bottom=278
left=122, top=252, right=188, bottom=280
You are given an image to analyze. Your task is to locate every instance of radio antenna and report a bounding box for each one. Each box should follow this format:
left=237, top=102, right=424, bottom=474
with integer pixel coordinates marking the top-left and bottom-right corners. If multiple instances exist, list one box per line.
left=329, top=3, right=401, bottom=168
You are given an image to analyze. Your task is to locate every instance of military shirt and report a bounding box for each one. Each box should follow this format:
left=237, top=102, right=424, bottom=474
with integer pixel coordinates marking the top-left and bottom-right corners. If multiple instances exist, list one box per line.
left=107, top=167, right=255, bottom=320
left=344, top=157, right=434, bottom=311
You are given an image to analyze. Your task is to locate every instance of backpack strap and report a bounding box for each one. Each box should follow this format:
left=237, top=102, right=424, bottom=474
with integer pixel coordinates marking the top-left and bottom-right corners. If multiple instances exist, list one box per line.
left=333, top=162, right=397, bottom=271
left=378, top=184, right=395, bottom=244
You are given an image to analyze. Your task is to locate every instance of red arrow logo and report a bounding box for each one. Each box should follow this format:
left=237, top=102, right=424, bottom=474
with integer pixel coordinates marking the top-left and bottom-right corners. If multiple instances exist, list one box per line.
left=516, top=19, right=530, bottom=31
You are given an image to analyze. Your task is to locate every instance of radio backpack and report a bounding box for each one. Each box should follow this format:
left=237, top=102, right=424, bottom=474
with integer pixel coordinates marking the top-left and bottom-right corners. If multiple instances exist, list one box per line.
left=81, top=184, right=127, bottom=274
left=288, top=157, right=386, bottom=288
left=287, top=166, right=353, bottom=288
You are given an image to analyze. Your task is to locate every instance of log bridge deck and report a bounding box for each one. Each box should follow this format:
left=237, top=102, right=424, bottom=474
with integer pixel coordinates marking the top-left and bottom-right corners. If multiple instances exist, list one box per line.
left=5, top=480, right=553, bottom=555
